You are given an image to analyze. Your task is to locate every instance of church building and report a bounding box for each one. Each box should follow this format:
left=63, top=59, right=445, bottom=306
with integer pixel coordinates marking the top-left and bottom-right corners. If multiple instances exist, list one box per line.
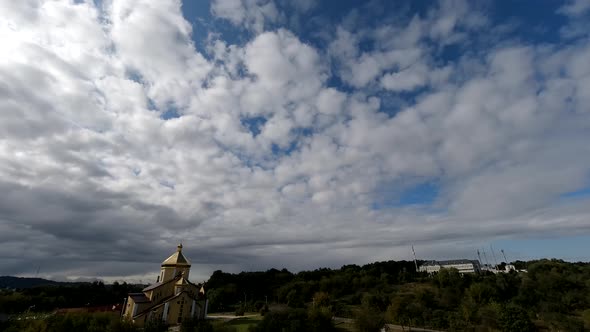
left=122, top=244, right=208, bottom=326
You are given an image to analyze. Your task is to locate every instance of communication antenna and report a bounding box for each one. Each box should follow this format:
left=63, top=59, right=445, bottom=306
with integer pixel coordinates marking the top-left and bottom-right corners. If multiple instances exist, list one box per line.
left=490, top=245, right=498, bottom=268
left=35, top=266, right=40, bottom=278
left=411, top=246, right=418, bottom=272
left=501, top=249, right=508, bottom=264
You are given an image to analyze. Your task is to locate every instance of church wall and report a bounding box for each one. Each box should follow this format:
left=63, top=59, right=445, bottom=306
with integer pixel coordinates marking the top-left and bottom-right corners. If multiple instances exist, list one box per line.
left=123, top=299, right=152, bottom=322
left=165, top=292, right=204, bottom=325
left=161, top=265, right=191, bottom=282
left=147, top=279, right=177, bottom=304
left=161, top=266, right=176, bottom=282
left=132, top=303, right=166, bottom=327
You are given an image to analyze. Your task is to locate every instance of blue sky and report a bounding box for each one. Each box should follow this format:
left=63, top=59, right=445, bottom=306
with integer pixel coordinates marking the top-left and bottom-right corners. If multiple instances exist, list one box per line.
left=0, top=0, right=589, bottom=281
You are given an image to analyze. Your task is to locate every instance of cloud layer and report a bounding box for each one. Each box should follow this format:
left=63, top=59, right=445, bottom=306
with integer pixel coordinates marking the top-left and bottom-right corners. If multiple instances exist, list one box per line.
left=1, top=0, right=589, bottom=282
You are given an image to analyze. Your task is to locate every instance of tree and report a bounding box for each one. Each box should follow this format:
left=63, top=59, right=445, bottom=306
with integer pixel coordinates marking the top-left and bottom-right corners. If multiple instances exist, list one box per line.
left=143, top=316, right=168, bottom=332
left=498, top=305, right=534, bottom=332
left=180, top=318, right=214, bottom=332
left=108, top=319, right=138, bottom=332
left=355, top=295, right=385, bottom=332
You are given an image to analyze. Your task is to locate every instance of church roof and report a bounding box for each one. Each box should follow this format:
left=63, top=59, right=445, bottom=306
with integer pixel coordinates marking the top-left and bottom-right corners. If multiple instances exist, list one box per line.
left=132, top=289, right=204, bottom=319
left=176, top=277, right=190, bottom=286
left=129, top=293, right=150, bottom=303
left=142, top=282, right=163, bottom=292
left=161, top=243, right=191, bottom=267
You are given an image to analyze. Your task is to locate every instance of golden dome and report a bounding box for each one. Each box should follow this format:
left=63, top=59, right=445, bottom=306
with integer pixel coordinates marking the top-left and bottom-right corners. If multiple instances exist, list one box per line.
left=161, top=243, right=191, bottom=267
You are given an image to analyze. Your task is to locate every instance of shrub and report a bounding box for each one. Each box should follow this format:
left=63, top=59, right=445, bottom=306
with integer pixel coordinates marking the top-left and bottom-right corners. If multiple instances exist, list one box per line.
left=234, top=306, right=245, bottom=316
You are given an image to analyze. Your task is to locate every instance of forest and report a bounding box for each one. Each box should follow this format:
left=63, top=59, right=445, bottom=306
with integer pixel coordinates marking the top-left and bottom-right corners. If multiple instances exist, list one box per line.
left=1, top=259, right=589, bottom=331
left=204, top=259, right=590, bottom=331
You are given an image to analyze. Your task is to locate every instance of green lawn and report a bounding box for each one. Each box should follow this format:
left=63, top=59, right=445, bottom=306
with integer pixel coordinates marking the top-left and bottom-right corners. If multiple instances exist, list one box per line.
left=218, top=315, right=263, bottom=332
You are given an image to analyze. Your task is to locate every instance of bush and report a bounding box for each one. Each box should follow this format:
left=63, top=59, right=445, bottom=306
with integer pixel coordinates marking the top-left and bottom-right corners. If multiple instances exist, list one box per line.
left=234, top=306, right=245, bottom=316
left=259, top=304, right=269, bottom=316
left=143, top=316, right=168, bottom=332
left=108, top=319, right=138, bottom=332
left=180, top=318, right=214, bottom=332
left=354, top=306, right=385, bottom=332
left=498, top=305, right=534, bottom=332
left=250, top=308, right=337, bottom=332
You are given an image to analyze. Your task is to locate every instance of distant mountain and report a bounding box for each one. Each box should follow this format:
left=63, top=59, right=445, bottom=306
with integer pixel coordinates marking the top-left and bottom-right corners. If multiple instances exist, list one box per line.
left=0, top=276, right=61, bottom=289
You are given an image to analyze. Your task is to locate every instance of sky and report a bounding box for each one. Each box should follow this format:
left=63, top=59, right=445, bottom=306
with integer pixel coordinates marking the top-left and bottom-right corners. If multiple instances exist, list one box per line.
left=0, top=0, right=590, bottom=283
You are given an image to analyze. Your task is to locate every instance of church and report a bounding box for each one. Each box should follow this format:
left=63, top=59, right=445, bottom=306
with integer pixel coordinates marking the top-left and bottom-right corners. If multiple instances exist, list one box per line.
left=122, top=244, right=208, bottom=326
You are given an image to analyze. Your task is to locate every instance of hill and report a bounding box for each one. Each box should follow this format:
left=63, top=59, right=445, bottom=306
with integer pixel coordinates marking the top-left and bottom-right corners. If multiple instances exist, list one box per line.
left=0, top=276, right=61, bottom=289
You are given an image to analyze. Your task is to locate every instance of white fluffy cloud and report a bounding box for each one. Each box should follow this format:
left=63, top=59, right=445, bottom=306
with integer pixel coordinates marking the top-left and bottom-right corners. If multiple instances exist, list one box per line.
left=211, top=0, right=280, bottom=33
left=1, top=0, right=590, bottom=281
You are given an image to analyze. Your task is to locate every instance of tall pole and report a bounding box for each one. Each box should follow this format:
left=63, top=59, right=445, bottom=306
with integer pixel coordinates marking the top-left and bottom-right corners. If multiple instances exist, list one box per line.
left=477, top=250, right=482, bottom=264
left=490, top=245, right=498, bottom=267
left=501, top=249, right=508, bottom=264
left=482, top=248, right=490, bottom=266
left=412, top=246, right=418, bottom=272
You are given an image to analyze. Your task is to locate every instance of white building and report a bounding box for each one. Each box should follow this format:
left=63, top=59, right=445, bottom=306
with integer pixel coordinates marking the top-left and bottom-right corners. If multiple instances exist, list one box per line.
left=419, top=259, right=481, bottom=274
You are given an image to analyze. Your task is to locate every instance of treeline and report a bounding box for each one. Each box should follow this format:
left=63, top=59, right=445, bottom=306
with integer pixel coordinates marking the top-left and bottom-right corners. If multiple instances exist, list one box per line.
left=206, top=259, right=590, bottom=331
left=0, top=281, right=142, bottom=314
left=1, top=259, right=590, bottom=331
left=206, top=260, right=417, bottom=312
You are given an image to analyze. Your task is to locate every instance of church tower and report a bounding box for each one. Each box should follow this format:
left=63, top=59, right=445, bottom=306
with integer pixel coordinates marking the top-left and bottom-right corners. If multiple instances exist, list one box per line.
left=159, top=243, right=191, bottom=282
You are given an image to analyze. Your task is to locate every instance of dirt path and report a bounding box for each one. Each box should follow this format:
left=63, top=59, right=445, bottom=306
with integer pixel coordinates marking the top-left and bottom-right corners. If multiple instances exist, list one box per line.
left=333, top=317, right=445, bottom=332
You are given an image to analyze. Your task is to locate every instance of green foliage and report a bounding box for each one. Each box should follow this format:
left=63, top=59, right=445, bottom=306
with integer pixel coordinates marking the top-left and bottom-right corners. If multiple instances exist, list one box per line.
left=180, top=318, right=215, bottom=332
left=143, top=315, right=168, bottom=332
left=0, top=312, right=138, bottom=332
left=498, top=305, right=534, bottom=332
left=235, top=305, right=245, bottom=316
left=250, top=308, right=337, bottom=332
left=203, top=259, right=590, bottom=331
left=540, top=312, right=584, bottom=331
left=205, top=261, right=416, bottom=313
left=582, top=308, right=590, bottom=330
left=259, top=304, right=269, bottom=316
left=0, top=281, right=142, bottom=314
left=108, top=319, right=138, bottom=332
left=355, top=295, right=385, bottom=332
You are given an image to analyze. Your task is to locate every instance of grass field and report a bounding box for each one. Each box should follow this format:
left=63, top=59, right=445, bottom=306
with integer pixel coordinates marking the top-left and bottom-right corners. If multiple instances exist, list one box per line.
left=212, top=315, right=263, bottom=332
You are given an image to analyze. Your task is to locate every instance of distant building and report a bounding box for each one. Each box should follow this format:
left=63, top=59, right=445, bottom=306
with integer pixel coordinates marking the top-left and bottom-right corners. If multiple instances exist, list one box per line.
left=504, top=264, right=516, bottom=272
left=419, top=259, right=481, bottom=274
left=121, top=244, right=207, bottom=326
